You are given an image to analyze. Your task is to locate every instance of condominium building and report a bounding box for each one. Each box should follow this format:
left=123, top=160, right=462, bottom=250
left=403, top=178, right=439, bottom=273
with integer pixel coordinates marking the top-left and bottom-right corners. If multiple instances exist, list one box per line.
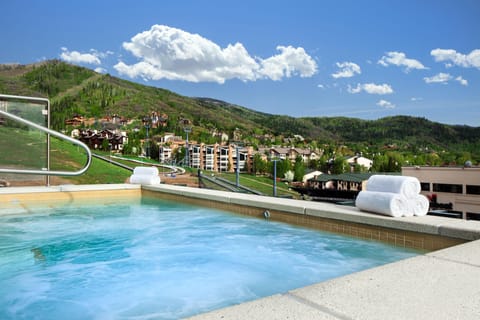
left=184, top=143, right=253, bottom=173
left=204, top=145, right=216, bottom=171
left=269, top=147, right=319, bottom=164
left=158, top=146, right=173, bottom=163
left=159, top=141, right=319, bottom=175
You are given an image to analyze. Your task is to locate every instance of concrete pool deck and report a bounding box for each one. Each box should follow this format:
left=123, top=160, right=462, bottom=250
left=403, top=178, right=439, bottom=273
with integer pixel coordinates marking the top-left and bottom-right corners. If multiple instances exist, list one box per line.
left=1, top=184, right=480, bottom=319
left=187, top=239, right=480, bottom=320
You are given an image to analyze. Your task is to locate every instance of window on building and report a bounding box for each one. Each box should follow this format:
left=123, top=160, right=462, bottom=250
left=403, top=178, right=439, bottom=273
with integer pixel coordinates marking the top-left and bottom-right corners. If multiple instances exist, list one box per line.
left=420, top=182, right=430, bottom=191
left=466, top=185, right=480, bottom=195
left=432, top=183, right=463, bottom=194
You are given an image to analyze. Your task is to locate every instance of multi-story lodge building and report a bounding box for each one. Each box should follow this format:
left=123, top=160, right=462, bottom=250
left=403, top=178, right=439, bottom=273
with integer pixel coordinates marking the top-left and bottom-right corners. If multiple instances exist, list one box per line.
left=402, top=165, right=480, bottom=220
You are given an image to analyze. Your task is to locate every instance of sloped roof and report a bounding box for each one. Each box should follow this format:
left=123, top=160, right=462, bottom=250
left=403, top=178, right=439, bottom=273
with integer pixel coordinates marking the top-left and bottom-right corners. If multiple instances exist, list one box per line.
left=293, top=148, right=313, bottom=155
left=271, top=147, right=291, bottom=154
left=310, top=172, right=399, bottom=183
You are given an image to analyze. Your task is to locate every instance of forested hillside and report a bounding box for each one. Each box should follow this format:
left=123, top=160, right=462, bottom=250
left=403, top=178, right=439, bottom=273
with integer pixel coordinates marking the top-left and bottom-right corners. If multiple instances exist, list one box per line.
left=1, top=60, right=479, bottom=163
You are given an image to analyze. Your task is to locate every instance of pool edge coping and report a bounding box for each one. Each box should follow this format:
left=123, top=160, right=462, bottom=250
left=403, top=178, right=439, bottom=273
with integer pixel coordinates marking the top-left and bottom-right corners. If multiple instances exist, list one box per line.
left=141, top=184, right=480, bottom=242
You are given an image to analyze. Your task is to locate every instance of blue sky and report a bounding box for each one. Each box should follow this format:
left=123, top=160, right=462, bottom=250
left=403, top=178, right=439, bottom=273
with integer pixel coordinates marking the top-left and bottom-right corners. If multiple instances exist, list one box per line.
left=1, top=0, right=479, bottom=126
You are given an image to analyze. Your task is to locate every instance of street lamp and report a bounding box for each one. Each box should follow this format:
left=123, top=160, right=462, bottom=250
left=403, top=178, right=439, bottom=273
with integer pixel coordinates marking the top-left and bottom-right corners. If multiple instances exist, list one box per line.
left=142, top=116, right=151, bottom=158
left=272, top=159, right=279, bottom=197
left=235, top=143, right=244, bottom=187
left=236, top=146, right=240, bottom=187
left=181, top=119, right=192, bottom=167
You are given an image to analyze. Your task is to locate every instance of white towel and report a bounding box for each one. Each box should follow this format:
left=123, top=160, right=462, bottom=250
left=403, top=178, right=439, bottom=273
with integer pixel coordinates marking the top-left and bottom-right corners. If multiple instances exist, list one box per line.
left=366, top=175, right=421, bottom=199
left=129, top=166, right=161, bottom=185
left=355, top=191, right=409, bottom=218
left=403, top=206, right=414, bottom=217
left=130, top=175, right=161, bottom=185
left=133, top=166, right=159, bottom=176
left=409, top=194, right=429, bottom=216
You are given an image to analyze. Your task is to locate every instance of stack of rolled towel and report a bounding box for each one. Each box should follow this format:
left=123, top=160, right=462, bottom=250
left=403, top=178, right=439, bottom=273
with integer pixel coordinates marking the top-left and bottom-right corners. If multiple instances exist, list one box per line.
left=129, top=166, right=161, bottom=185
left=355, top=175, right=429, bottom=218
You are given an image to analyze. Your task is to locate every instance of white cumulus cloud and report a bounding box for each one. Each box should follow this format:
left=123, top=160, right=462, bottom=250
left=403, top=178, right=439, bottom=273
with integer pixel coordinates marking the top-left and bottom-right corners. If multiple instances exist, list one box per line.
left=377, top=99, right=395, bottom=109
left=455, top=76, right=468, bottom=86
left=348, top=83, right=394, bottom=95
left=431, top=48, right=480, bottom=69
left=60, top=47, right=102, bottom=65
left=331, top=61, right=361, bottom=78
left=378, top=51, right=427, bottom=72
left=257, top=46, right=317, bottom=81
left=114, top=25, right=317, bottom=83
left=424, top=72, right=452, bottom=84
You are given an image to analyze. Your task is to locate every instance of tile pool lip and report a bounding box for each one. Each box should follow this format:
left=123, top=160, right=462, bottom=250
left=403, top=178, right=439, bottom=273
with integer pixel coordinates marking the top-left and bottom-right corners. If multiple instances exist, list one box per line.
left=1, top=183, right=480, bottom=319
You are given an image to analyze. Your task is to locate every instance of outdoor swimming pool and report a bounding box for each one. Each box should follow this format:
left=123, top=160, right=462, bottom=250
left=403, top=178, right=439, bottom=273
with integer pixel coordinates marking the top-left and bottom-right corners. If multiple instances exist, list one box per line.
left=0, top=196, right=422, bottom=319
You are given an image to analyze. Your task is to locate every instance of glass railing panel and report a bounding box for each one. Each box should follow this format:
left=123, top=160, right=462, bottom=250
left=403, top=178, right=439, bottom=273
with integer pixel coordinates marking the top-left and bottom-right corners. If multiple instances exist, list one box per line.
left=0, top=96, right=48, bottom=185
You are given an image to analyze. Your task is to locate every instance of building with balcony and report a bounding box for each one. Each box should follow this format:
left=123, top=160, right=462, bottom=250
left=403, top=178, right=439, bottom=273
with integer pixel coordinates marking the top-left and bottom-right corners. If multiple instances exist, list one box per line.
left=183, top=143, right=252, bottom=173
left=269, top=147, right=319, bottom=164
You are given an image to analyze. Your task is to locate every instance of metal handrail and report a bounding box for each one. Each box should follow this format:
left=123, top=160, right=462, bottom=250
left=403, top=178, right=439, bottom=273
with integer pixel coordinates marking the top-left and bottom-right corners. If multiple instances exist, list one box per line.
left=0, top=108, right=92, bottom=176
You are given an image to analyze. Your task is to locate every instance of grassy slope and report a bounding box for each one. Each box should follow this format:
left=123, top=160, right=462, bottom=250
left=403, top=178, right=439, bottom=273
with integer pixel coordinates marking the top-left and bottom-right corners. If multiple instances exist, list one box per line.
left=0, top=126, right=46, bottom=168
left=49, top=139, right=132, bottom=184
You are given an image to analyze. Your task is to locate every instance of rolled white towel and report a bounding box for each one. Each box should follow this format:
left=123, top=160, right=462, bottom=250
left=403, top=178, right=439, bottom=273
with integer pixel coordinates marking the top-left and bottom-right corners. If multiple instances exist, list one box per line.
left=409, top=194, right=429, bottom=216
left=133, top=166, right=159, bottom=176
left=130, top=174, right=161, bottom=185
left=130, top=166, right=161, bottom=185
left=366, top=175, right=421, bottom=199
left=355, top=191, right=409, bottom=218
left=403, top=206, right=414, bottom=217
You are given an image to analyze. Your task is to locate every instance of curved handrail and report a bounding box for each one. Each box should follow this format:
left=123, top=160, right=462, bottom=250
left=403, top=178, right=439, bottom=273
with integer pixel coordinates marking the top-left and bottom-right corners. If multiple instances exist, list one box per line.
left=0, top=109, right=92, bottom=176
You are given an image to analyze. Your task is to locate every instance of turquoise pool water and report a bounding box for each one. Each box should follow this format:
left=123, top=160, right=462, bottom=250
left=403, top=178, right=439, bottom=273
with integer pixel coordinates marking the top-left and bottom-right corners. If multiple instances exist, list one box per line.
left=0, top=197, right=421, bottom=319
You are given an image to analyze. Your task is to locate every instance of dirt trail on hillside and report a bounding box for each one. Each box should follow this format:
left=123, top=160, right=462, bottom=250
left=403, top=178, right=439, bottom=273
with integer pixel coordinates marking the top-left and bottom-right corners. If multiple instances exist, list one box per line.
left=158, top=173, right=199, bottom=187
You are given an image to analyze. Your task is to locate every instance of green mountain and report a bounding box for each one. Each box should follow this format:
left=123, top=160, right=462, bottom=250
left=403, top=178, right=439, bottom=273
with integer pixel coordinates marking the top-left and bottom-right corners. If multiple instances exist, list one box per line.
left=1, top=60, right=479, bottom=159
